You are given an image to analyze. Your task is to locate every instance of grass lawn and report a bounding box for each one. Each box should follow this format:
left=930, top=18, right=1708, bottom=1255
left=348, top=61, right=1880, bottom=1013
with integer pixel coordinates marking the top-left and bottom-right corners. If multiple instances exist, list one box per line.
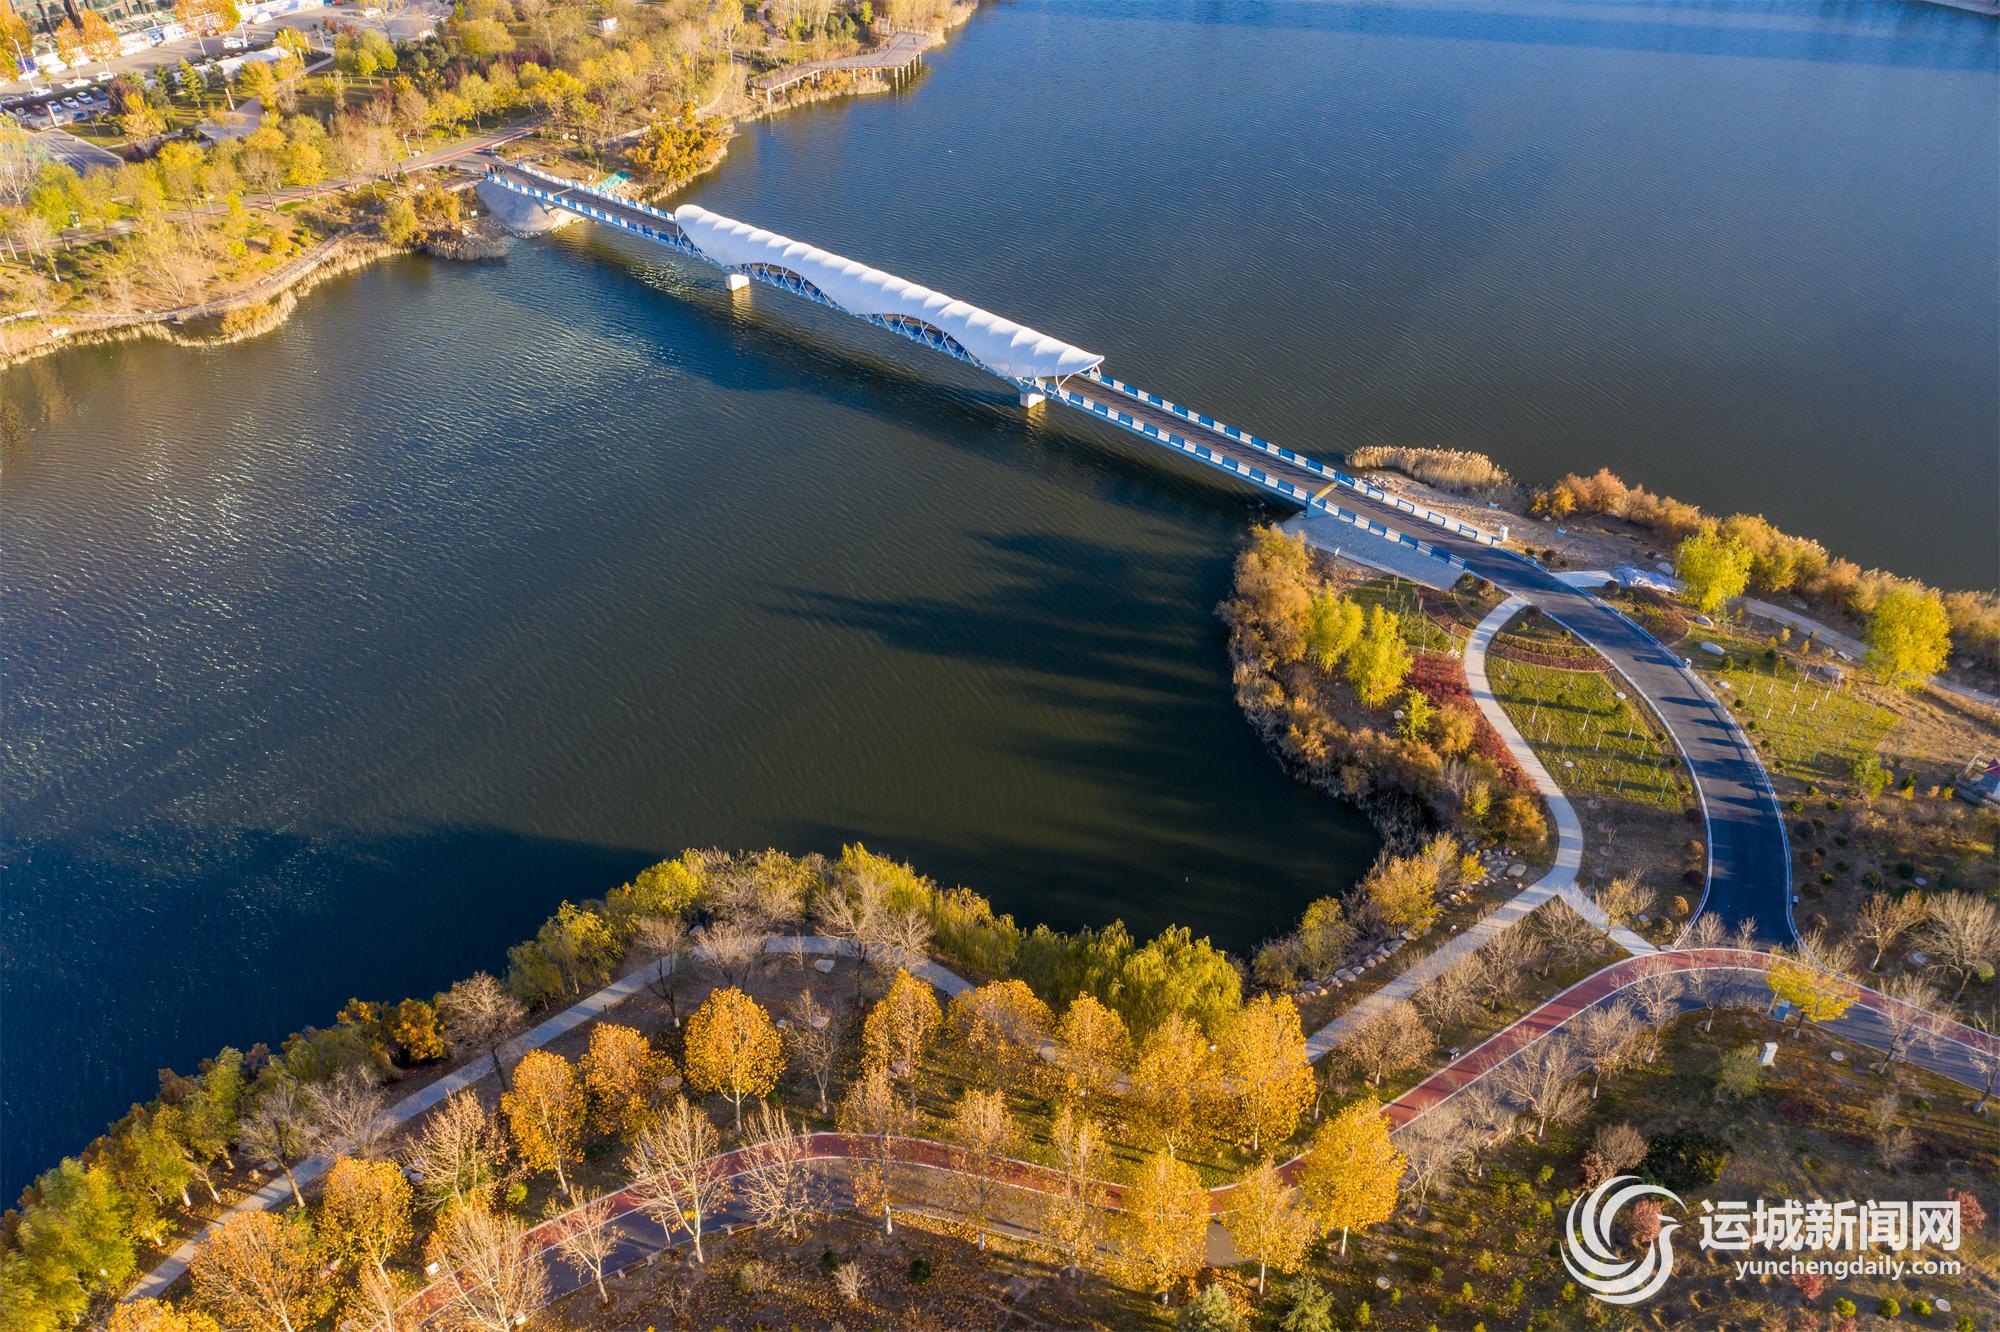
left=1692, top=625, right=1898, bottom=787
left=1348, top=576, right=1462, bottom=654
left=1487, top=654, right=1687, bottom=810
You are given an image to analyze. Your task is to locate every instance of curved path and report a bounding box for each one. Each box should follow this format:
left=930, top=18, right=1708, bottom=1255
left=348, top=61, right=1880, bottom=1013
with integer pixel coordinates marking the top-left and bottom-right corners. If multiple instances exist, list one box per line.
left=400, top=947, right=1997, bottom=1325
left=1052, top=380, right=1794, bottom=943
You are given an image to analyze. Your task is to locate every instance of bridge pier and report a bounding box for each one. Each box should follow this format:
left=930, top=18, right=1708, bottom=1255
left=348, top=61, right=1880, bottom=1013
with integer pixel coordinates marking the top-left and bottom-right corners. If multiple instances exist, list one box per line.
left=1018, top=387, right=1045, bottom=409
left=725, top=272, right=750, bottom=292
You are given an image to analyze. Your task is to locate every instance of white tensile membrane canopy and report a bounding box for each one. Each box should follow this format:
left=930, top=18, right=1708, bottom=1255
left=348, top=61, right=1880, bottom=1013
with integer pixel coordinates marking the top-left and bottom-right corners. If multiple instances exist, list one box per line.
left=672, top=204, right=1103, bottom=383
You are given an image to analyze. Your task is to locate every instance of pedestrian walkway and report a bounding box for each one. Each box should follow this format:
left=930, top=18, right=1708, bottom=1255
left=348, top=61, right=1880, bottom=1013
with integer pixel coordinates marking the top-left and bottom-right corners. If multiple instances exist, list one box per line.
left=1303, top=598, right=1653, bottom=1061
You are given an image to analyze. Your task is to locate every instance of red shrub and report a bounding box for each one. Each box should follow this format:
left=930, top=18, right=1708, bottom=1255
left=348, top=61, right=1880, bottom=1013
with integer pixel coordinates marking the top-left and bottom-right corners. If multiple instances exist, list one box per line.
left=1410, top=653, right=1526, bottom=787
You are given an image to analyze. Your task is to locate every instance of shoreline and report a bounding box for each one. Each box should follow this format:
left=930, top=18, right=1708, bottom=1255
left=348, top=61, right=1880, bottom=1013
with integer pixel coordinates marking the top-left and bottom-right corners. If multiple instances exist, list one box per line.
left=0, top=16, right=970, bottom=375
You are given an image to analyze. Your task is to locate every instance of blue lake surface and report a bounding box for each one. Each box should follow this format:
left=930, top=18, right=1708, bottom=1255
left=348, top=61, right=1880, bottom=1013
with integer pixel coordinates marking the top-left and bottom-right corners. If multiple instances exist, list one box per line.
left=3, top=0, right=1995, bottom=1199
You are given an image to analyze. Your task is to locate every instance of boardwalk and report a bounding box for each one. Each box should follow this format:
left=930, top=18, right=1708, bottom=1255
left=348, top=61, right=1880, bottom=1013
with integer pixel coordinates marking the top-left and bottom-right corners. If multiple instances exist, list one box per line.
left=749, top=30, right=935, bottom=100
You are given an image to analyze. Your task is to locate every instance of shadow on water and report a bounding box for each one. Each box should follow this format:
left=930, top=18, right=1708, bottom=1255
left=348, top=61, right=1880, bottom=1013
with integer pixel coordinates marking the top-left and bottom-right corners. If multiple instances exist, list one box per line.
left=0, top=822, right=656, bottom=1195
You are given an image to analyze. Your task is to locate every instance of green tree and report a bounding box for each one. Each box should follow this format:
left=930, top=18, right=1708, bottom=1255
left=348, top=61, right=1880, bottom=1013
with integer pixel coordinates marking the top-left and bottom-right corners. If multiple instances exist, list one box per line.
left=1851, top=753, right=1892, bottom=801
left=1119, top=925, right=1242, bottom=1037
left=1, top=1159, right=136, bottom=1326
left=1278, top=1276, right=1337, bottom=1332
left=457, top=15, right=515, bottom=56
left=1177, top=1283, right=1243, bottom=1332
left=1865, top=585, right=1951, bottom=689
left=1674, top=522, right=1753, bottom=617
left=1397, top=687, right=1434, bottom=743
left=1304, top=592, right=1363, bottom=672
left=1346, top=604, right=1412, bottom=706
left=1713, top=1045, right=1762, bottom=1100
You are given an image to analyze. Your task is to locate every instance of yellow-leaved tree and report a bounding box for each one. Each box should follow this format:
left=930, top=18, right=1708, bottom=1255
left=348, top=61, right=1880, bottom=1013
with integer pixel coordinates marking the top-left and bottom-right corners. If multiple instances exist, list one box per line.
left=1113, top=1149, right=1210, bottom=1304
left=1222, top=1157, right=1315, bottom=1294
left=500, top=1049, right=585, bottom=1199
left=1216, top=993, right=1314, bottom=1154
left=317, top=1156, right=412, bottom=1286
left=860, top=968, right=942, bottom=1086
left=1298, top=1100, right=1404, bottom=1256
left=580, top=1022, right=673, bottom=1139
left=683, top=986, right=783, bottom=1129
left=1048, top=993, right=1131, bottom=1110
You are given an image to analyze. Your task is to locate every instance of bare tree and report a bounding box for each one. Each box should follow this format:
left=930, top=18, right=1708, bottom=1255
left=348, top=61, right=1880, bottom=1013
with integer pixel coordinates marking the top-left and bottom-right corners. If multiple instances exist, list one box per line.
left=432, top=1203, right=550, bottom=1332
left=303, top=1067, right=387, bottom=1160
left=1453, top=1080, right=1517, bottom=1177
left=1918, top=892, right=2000, bottom=1001
left=438, top=972, right=526, bottom=1088
left=1629, top=964, right=1684, bottom=1058
left=404, top=1089, right=508, bottom=1214
left=695, top=912, right=764, bottom=988
left=625, top=1096, right=729, bottom=1264
left=1962, top=1006, right=1998, bottom=1115
left=1474, top=923, right=1542, bottom=1007
left=1679, top=914, right=1729, bottom=1030
left=1856, top=892, right=1926, bottom=971
left=554, top=1196, right=619, bottom=1306
left=1594, top=1121, right=1648, bottom=1174
left=1399, top=1109, right=1470, bottom=1217
left=635, top=914, right=691, bottom=1028
left=739, top=1101, right=814, bottom=1240
left=785, top=988, right=844, bottom=1116
left=1876, top=974, right=1940, bottom=1073
left=238, top=1077, right=315, bottom=1207
left=1534, top=898, right=1603, bottom=973
left=1572, top=1000, right=1643, bottom=1097
left=1596, top=873, right=1653, bottom=930
left=1495, top=1037, right=1588, bottom=1140
left=1414, top=954, right=1484, bottom=1031
left=1338, top=1001, right=1432, bottom=1087
left=835, top=1064, right=909, bottom=1236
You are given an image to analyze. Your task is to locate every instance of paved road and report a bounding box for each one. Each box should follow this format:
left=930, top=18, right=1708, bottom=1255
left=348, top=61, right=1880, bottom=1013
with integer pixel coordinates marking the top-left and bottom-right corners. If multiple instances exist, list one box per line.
left=400, top=947, right=1996, bottom=1324
left=1049, top=375, right=1795, bottom=943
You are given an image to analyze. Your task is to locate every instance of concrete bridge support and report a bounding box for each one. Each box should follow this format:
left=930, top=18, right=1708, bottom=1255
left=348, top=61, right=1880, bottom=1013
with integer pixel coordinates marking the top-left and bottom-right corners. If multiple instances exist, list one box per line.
left=725, top=272, right=750, bottom=291
left=1018, top=387, right=1044, bottom=408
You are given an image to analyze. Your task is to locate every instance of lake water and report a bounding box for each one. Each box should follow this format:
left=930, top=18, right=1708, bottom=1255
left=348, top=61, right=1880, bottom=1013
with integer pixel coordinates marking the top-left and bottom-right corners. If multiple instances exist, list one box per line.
left=2, top=0, right=1994, bottom=1198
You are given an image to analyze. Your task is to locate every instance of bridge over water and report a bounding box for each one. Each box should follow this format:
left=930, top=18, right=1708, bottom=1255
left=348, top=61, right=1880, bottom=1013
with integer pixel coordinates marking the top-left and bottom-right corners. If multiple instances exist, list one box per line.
left=477, top=158, right=1797, bottom=944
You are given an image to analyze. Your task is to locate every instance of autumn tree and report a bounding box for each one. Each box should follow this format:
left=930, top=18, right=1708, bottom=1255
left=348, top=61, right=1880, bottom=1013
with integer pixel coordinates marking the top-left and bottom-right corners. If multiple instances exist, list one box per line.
left=943, top=979, right=1052, bottom=1094
left=430, top=1203, right=549, bottom=1332
left=1048, top=992, right=1132, bottom=1110
left=1304, top=591, right=1364, bottom=672
left=188, top=1211, right=317, bottom=1332
left=1675, top=522, right=1753, bottom=617
left=1573, top=1000, right=1643, bottom=1096
left=581, top=1022, right=672, bottom=1139
left=739, top=1101, right=813, bottom=1240
left=860, top=968, right=942, bottom=1085
left=1298, top=1101, right=1404, bottom=1256
left=437, top=971, right=524, bottom=1087
left=1217, top=994, right=1313, bottom=1153
left=626, top=1095, right=728, bottom=1263
left=403, top=1089, right=507, bottom=1215
left=1346, top=604, right=1413, bottom=706
left=1865, top=585, right=1951, bottom=688
left=684, top=985, right=785, bottom=1128
left=77, top=9, right=119, bottom=63
left=946, top=1088, right=1018, bottom=1251
left=1223, top=1158, right=1314, bottom=1294
left=108, top=1301, right=219, bottom=1332
left=1114, top=1149, right=1211, bottom=1303
left=1130, top=1011, right=1217, bottom=1156
left=318, top=1155, right=412, bottom=1284
left=1047, top=1105, right=1109, bottom=1278
left=835, top=1063, right=909, bottom=1235
left=1765, top=952, right=1856, bottom=1036
left=784, top=987, right=845, bottom=1116
left=554, top=1197, right=619, bottom=1306
left=500, top=1049, right=586, bottom=1198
